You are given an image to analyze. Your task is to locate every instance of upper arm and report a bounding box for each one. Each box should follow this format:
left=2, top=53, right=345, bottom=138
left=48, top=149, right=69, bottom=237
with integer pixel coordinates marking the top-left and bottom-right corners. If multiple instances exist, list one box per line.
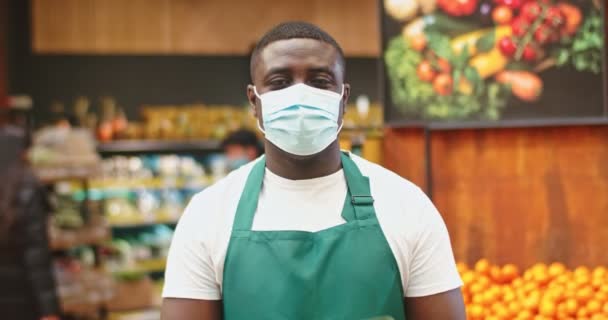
left=404, top=288, right=466, bottom=320
left=162, top=193, right=222, bottom=300
left=162, top=298, right=222, bottom=320
left=404, top=188, right=462, bottom=298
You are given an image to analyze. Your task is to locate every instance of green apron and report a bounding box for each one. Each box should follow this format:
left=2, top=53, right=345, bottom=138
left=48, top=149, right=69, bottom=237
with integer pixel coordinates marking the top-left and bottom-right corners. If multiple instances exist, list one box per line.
left=222, top=153, right=405, bottom=320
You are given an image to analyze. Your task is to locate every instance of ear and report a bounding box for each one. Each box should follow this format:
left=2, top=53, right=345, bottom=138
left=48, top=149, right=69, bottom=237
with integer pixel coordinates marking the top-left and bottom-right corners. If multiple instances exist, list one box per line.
left=341, top=83, right=351, bottom=117
left=247, top=84, right=259, bottom=118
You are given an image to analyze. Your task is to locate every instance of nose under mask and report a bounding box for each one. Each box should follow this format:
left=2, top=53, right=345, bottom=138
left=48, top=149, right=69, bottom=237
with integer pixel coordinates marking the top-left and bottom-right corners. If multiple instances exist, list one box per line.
left=254, top=83, right=344, bottom=156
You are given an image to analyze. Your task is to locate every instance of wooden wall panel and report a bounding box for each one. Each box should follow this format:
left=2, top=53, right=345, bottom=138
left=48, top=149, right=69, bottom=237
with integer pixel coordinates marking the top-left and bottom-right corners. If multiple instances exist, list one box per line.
left=384, top=126, right=608, bottom=268
left=31, top=0, right=379, bottom=56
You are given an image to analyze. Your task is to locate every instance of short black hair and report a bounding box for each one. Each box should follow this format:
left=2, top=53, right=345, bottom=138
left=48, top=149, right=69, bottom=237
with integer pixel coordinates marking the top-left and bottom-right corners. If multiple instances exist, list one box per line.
left=221, top=129, right=264, bottom=156
left=250, top=21, right=345, bottom=80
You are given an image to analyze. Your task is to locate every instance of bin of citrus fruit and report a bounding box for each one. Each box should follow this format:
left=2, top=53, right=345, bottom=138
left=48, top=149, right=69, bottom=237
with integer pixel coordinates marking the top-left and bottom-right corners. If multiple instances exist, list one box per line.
left=459, top=260, right=608, bottom=319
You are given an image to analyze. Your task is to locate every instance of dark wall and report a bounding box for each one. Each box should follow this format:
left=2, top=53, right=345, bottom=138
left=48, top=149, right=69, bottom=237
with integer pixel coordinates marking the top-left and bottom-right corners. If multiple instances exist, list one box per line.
left=8, top=0, right=380, bottom=122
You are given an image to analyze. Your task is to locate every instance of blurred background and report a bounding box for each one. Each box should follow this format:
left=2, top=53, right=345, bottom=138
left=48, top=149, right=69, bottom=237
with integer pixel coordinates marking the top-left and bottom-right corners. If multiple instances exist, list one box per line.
left=1, top=0, right=607, bottom=319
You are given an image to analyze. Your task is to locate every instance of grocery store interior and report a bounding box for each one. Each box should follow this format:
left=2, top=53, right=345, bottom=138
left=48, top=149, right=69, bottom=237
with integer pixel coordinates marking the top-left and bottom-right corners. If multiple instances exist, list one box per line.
left=1, top=0, right=608, bottom=319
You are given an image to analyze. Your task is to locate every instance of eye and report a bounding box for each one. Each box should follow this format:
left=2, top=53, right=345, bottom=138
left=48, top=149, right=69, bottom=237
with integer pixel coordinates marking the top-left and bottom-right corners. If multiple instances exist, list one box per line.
left=309, top=78, right=332, bottom=89
left=268, top=78, right=290, bottom=90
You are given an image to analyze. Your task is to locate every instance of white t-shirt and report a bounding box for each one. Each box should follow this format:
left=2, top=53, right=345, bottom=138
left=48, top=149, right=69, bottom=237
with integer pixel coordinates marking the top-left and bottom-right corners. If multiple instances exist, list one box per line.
left=162, top=154, right=462, bottom=300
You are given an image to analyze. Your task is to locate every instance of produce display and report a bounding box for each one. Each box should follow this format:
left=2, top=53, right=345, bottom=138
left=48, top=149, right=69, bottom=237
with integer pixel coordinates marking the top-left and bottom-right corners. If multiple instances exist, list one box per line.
left=74, top=155, right=213, bottom=226
left=383, top=0, right=605, bottom=123
left=460, top=260, right=608, bottom=319
left=29, top=126, right=100, bottom=180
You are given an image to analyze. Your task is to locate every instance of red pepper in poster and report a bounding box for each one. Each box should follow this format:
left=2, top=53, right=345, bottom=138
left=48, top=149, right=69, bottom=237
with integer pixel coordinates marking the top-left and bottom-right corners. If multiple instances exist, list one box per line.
left=438, top=0, right=479, bottom=17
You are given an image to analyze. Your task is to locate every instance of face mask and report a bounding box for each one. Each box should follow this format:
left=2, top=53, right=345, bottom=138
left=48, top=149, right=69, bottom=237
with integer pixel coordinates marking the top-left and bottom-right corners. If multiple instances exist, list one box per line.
left=227, top=156, right=250, bottom=171
left=254, top=83, right=344, bottom=156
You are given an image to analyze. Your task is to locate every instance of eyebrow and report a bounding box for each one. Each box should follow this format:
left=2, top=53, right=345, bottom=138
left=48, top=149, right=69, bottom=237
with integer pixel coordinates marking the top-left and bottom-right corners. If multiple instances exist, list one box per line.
left=307, top=67, right=335, bottom=76
left=265, top=67, right=292, bottom=76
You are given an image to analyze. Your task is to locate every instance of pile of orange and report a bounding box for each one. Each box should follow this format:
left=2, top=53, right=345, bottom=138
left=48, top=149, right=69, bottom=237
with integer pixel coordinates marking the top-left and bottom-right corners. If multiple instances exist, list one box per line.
left=459, top=260, right=608, bottom=320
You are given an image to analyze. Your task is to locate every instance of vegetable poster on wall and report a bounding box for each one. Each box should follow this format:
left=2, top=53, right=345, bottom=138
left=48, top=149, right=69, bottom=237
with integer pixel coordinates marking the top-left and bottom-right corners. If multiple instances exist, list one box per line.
left=382, top=0, right=606, bottom=126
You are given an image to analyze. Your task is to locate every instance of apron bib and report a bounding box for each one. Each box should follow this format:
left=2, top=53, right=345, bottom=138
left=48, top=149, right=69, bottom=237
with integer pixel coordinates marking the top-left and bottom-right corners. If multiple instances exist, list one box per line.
left=222, top=153, right=405, bottom=320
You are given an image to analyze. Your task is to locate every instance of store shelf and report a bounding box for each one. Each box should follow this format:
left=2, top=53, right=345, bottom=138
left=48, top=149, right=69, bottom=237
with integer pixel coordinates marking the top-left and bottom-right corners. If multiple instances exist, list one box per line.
left=110, top=219, right=178, bottom=229
left=61, top=300, right=106, bottom=318
left=50, top=226, right=110, bottom=251
left=97, top=139, right=222, bottom=154
left=109, top=309, right=160, bottom=320
left=113, top=258, right=167, bottom=276
left=35, top=167, right=99, bottom=184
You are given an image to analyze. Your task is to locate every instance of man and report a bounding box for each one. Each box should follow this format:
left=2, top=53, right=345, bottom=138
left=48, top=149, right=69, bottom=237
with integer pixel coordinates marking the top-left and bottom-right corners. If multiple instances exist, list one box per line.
left=221, top=129, right=264, bottom=172
left=162, top=22, right=465, bottom=320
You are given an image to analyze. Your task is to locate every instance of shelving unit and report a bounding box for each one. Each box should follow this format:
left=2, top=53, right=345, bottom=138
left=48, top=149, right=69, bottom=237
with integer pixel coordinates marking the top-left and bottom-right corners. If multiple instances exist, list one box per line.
left=97, top=139, right=221, bottom=155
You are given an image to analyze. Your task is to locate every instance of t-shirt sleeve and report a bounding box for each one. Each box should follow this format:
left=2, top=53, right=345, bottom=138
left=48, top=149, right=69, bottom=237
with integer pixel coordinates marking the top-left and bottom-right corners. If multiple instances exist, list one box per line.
left=404, top=188, right=463, bottom=297
left=162, top=193, right=221, bottom=300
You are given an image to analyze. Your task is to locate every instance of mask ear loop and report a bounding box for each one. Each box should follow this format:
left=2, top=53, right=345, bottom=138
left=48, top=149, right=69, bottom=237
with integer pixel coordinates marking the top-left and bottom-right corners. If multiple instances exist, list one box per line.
left=252, top=86, right=266, bottom=134
left=337, top=84, right=346, bottom=133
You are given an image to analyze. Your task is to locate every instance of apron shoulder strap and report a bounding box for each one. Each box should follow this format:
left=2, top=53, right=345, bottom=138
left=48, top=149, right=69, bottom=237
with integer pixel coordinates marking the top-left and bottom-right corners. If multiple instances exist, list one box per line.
left=232, top=157, right=266, bottom=231
left=341, top=153, right=375, bottom=221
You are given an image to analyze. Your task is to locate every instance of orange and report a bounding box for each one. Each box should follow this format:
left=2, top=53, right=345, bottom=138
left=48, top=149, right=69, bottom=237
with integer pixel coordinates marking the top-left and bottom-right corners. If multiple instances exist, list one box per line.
left=600, top=284, right=608, bottom=294
left=462, top=270, right=475, bottom=286
left=579, top=286, right=595, bottom=305
left=468, top=304, right=484, bottom=319
left=470, top=282, right=484, bottom=295
left=475, top=259, right=491, bottom=275
left=592, top=277, right=605, bottom=290
left=590, top=315, right=606, bottom=320
left=539, top=300, right=557, bottom=317
left=603, top=301, right=608, bottom=314
left=592, top=267, right=607, bottom=279
left=503, top=289, right=516, bottom=303
left=576, top=274, right=592, bottom=287
left=472, top=294, right=484, bottom=305
left=518, top=309, right=533, bottom=319
left=575, top=266, right=591, bottom=277
left=588, top=299, right=603, bottom=314
left=508, top=300, right=521, bottom=314
left=513, top=277, right=524, bottom=288
left=556, top=273, right=571, bottom=285
left=477, top=275, right=491, bottom=290
left=565, top=298, right=579, bottom=315
left=534, top=272, right=551, bottom=286
left=578, top=307, right=590, bottom=318
left=491, top=266, right=503, bottom=283
left=503, top=264, right=520, bottom=282
left=549, top=262, right=567, bottom=278
left=456, top=262, right=469, bottom=274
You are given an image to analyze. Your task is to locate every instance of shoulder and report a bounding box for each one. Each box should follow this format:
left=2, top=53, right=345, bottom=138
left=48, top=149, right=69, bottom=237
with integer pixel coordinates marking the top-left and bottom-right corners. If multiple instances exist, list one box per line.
left=350, top=154, right=426, bottom=205
left=350, top=153, right=436, bottom=242
left=174, top=158, right=259, bottom=240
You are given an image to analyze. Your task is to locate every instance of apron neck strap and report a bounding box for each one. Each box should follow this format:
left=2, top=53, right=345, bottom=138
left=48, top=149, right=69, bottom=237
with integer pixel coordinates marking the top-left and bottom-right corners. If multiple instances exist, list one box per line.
left=232, top=153, right=376, bottom=231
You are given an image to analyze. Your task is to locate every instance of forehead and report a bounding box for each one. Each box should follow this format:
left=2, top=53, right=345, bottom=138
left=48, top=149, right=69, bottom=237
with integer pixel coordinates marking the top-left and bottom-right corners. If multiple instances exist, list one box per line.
left=252, top=38, right=343, bottom=80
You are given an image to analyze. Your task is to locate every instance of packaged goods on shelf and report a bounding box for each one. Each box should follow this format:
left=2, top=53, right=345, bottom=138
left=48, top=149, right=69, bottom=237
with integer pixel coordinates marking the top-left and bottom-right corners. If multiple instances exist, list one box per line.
left=54, top=256, right=115, bottom=318
left=103, top=225, right=173, bottom=276
left=29, top=126, right=100, bottom=180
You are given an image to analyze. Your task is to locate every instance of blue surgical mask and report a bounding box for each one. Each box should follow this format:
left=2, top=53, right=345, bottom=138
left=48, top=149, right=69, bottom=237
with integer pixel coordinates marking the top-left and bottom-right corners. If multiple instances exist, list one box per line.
left=227, top=156, right=250, bottom=171
left=254, top=83, right=344, bottom=156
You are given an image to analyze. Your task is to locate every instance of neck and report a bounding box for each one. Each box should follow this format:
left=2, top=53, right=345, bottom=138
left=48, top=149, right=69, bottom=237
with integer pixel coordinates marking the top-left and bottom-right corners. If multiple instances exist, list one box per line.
left=264, top=140, right=342, bottom=180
